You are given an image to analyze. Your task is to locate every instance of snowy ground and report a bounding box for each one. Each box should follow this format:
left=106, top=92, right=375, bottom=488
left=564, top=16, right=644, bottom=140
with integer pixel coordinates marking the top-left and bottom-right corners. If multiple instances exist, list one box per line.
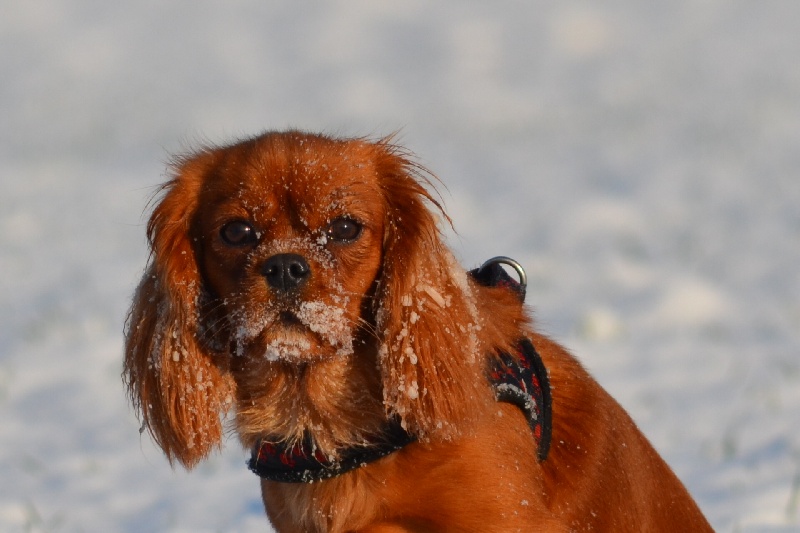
left=2, top=1, right=799, bottom=531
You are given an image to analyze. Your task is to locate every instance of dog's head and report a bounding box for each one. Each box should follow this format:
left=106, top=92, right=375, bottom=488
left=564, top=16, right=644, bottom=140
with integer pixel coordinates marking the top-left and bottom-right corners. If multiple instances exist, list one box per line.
left=124, top=131, right=500, bottom=467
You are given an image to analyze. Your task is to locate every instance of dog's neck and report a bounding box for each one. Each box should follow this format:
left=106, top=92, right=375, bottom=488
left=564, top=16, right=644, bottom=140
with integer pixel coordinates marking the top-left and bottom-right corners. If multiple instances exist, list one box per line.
left=232, top=346, right=387, bottom=456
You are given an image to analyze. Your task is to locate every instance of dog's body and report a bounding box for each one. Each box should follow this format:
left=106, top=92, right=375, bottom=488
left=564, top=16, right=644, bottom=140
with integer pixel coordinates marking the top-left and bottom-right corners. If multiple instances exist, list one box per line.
left=261, top=332, right=708, bottom=533
left=124, top=131, right=712, bottom=532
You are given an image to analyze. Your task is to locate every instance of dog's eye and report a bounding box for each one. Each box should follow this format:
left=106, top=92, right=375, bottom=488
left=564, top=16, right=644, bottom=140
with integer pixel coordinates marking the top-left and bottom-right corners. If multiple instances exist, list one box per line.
left=326, top=217, right=362, bottom=242
left=220, top=220, right=258, bottom=246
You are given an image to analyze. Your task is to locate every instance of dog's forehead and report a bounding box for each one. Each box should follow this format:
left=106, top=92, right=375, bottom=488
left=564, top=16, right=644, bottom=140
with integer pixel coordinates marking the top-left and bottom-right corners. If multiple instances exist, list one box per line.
left=254, top=142, right=378, bottom=197
left=211, top=137, right=384, bottom=217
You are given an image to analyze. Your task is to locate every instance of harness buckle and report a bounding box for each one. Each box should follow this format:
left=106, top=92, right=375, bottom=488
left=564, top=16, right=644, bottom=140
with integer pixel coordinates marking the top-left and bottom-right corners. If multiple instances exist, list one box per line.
left=474, top=256, right=527, bottom=302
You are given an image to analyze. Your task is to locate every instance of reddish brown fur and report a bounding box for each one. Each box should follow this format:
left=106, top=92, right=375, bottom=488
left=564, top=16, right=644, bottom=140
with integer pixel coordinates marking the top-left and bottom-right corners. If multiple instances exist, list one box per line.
left=124, top=131, right=713, bottom=531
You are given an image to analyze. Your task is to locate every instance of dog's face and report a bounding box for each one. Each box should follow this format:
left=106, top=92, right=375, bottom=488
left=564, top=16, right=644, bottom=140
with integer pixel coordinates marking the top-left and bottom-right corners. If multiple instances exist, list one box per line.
left=192, top=136, right=387, bottom=366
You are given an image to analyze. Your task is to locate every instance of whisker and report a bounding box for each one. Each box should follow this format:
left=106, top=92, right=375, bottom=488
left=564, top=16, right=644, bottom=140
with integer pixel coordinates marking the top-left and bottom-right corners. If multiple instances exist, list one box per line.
left=353, top=316, right=382, bottom=343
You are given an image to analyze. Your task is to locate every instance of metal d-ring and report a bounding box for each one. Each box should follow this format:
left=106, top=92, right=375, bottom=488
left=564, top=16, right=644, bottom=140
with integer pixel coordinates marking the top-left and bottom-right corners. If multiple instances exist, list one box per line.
left=479, top=256, right=528, bottom=293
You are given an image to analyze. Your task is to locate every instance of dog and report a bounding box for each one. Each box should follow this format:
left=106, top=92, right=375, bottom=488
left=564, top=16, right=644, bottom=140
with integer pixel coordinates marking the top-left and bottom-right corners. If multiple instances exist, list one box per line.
left=124, top=130, right=713, bottom=532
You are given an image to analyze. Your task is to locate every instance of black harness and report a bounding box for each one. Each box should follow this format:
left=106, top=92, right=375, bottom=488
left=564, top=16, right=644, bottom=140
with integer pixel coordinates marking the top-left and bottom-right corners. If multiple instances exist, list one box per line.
left=248, top=257, right=552, bottom=483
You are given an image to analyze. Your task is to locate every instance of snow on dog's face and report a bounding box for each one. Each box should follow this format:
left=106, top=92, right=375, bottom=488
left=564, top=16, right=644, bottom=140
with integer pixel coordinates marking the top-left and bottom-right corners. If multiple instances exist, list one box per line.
left=192, top=133, right=386, bottom=366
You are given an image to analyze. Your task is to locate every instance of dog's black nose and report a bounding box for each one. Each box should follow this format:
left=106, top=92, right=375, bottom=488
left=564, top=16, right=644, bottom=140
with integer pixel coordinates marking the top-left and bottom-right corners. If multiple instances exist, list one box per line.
left=262, top=253, right=311, bottom=293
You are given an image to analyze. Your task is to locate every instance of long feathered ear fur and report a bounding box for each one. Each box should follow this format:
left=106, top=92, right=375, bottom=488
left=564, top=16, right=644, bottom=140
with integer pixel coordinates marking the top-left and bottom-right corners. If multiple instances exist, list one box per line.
left=373, top=141, right=495, bottom=440
left=123, top=152, right=234, bottom=468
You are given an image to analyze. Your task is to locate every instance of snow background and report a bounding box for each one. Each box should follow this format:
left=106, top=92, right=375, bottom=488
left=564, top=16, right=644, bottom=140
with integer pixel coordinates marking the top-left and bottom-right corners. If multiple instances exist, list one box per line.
left=2, top=1, right=799, bottom=531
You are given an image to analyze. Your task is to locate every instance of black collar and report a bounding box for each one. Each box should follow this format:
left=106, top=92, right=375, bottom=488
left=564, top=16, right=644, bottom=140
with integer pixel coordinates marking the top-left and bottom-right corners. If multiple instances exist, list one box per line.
left=248, top=258, right=552, bottom=483
left=248, top=418, right=414, bottom=483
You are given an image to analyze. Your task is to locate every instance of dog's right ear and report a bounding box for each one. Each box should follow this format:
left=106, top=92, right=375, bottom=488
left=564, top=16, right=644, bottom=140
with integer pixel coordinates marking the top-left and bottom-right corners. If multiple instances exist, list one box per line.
left=123, top=151, right=234, bottom=468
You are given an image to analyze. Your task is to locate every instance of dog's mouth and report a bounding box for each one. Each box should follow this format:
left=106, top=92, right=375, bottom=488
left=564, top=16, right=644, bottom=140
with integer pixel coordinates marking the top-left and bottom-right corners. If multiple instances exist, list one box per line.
left=277, top=310, right=303, bottom=327
left=234, top=300, right=356, bottom=362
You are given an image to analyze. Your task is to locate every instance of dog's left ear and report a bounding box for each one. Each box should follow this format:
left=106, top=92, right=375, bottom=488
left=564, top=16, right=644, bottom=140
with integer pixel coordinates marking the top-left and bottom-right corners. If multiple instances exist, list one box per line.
left=372, top=141, right=492, bottom=439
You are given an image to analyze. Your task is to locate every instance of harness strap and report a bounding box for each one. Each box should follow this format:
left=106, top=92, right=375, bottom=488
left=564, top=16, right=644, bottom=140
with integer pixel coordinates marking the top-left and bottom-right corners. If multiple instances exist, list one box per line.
left=490, top=338, right=552, bottom=461
left=473, top=257, right=552, bottom=460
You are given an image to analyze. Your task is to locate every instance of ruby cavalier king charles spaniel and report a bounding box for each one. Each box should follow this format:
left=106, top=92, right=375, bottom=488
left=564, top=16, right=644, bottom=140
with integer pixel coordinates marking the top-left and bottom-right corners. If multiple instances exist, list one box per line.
left=124, top=131, right=712, bottom=532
